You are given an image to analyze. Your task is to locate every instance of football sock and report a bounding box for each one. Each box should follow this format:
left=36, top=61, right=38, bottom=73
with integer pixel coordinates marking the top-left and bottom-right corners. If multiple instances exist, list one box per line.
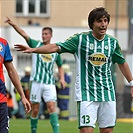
left=30, top=116, right=38, bottom=133
left=50, top=113, right=60, bottom=133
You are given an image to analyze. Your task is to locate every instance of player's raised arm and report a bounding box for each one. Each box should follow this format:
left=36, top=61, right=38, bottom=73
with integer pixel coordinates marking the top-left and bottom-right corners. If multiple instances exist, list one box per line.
left=14, top=43, right=60, bottom=54
left=5, top=17, right=29, bottom=42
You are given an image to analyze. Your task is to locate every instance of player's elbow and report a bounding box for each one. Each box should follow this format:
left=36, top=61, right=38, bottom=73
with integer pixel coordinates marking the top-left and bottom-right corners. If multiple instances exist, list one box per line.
left=51, top=44, right=60, bottom=53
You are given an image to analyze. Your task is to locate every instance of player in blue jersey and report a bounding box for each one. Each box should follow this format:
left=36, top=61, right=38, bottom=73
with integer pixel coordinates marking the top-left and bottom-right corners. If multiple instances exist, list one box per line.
left=5, top=18, right=66, bottom=133
left=13, top=7, right=133, bottom=133
left=0, top=37, right=31, bottom=133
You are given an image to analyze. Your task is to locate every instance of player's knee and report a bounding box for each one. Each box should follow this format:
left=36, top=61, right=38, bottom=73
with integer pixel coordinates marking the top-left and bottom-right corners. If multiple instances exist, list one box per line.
left=100, top=128, right=113, bottom=133
left=31, top=108, right=39, bottom=117
left=47, top=105, right=55, bottom=113
left=80, top=127, right=93, bottom=133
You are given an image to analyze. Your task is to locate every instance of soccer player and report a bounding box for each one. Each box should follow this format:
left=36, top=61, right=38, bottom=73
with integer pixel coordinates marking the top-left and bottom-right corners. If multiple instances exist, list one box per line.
left=14, top=7, right=133, bottom=133
left=0, top=37, right=31, bottom=133
left=5, top=18, right=66, bottom=133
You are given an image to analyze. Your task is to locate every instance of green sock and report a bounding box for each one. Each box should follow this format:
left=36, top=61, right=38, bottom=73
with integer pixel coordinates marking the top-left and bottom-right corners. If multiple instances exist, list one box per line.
left=30, top=116, right=38, bottom=133
left=50, top=113, right=60, bottom=133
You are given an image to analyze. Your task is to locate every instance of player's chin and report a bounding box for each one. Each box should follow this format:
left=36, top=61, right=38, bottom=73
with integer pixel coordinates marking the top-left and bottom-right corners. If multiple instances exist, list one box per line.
left=99, top=32, right=106, bottom=37
left=100, top=29, right=106, bottom=34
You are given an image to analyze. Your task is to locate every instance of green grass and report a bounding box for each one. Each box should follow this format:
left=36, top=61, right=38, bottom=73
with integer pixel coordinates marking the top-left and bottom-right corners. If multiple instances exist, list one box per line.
left=9, top=119, right=133, bottom=133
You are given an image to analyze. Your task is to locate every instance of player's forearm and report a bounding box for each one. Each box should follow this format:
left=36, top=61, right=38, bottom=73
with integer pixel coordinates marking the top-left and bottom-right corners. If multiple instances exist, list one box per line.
left=5, top=62, right=26, bottom=98
left=118, top=62, right=133, bottom=82
left=8, top=68, right=26, bottom=98
left=33, top=43, right=60, bottom=54
left=11, top=23, right=29, bottom=42
left=58, top=67, right=65, bottom=81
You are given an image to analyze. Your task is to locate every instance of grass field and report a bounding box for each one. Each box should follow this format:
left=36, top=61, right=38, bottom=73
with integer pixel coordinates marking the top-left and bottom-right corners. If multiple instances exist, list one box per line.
left=9, top=119, right=133, bottom=133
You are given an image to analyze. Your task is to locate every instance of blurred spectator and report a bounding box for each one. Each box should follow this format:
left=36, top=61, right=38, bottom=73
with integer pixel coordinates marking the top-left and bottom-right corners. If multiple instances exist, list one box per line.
left=21, top=66, right=31, bottom=101
left=56, top=64, right=72, bottom=120
left=6, top=90, right=14, bottom=118
left=28, top=20, right=33, bottom=25
left=19, top=66, right=31, bottom=118
left=13, top=89, right=23, bottom=118
left=27, top=20, right=40, bottom=26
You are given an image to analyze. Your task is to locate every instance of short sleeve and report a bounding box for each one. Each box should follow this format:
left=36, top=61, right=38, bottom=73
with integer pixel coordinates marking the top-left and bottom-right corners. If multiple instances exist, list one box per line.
left=112, top=42, right=126, bottom=64
left=56, top=33, right=79, bottom=54
left=28, top=38, right=42, bottom=48
left=4, top=41, right=13, bottom=62
left=56, top=54, right=63, bottom=67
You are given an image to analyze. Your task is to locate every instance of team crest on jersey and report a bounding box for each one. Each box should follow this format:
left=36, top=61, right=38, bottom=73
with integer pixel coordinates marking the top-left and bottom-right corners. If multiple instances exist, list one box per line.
left=0, top=44, right=3, bottom=52
left=104, top=45, right=108, bottom=50
left=88, top=52, right=107, bottom=66
left=41, top=54, right=52, bottom=62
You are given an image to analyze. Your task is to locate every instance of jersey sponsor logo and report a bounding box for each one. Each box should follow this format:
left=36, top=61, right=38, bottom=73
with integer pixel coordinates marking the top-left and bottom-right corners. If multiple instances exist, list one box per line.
left=41, top=54, right=52, bottom=62
left=88, top=52, right=107, bottom=66
left=0, top=44, right=3, bottom=52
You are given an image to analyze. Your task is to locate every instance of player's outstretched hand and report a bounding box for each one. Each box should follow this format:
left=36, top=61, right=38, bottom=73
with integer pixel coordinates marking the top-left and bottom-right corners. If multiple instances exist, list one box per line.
left=14, top=44, right=33, bottom=53
left=5, top=17, right=14, bottom=26
left=21, top=97, right=31, bottom=114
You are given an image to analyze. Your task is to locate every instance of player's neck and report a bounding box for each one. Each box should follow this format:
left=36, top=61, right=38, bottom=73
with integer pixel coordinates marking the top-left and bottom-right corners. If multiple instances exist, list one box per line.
left=92, top=32, right=105, bottom=41
left=43, top=42, right=50, bottom=45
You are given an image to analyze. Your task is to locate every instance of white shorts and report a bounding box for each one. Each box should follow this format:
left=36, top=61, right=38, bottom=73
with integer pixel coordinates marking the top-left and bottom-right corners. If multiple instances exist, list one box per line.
left=78, top=101, right=116, bottom=129
left=30, top=81, right=57, bottom=103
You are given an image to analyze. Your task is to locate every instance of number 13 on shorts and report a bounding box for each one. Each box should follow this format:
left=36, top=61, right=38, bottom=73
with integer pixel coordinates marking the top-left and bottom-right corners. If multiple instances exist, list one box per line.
left=77, top=101, right=97, bottom=128
left=77, top=101, right=116, bottom=129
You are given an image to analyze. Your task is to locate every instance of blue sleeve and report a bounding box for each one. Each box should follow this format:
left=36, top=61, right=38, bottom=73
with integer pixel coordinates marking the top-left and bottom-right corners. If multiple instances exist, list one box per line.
left=4, top=41, right=13, bottom=62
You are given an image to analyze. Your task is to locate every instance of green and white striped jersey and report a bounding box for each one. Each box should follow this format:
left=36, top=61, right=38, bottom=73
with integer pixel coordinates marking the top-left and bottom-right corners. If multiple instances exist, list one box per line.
left=56, top=31, right=125, bottom=102
left=28, top=38, right=62, bottom=84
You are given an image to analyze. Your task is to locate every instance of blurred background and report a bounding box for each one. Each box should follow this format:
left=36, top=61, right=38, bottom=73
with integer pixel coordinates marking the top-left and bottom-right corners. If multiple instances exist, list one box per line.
left=0, top=0, right=133, bottom=120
